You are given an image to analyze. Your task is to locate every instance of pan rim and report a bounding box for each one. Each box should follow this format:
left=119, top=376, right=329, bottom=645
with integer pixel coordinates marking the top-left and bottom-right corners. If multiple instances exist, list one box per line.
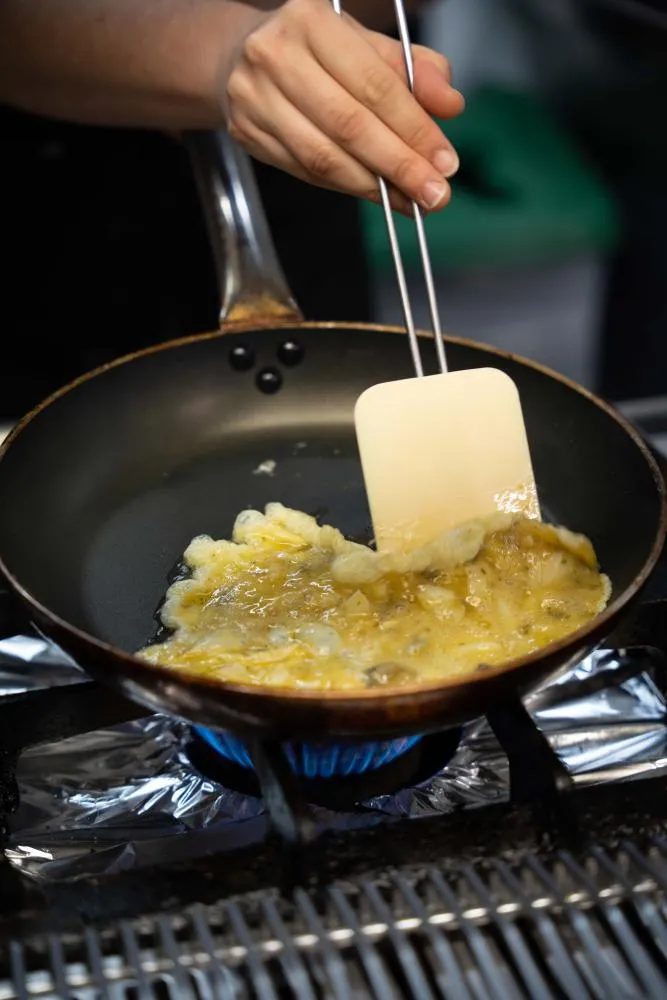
left=0, top=321, right=665, bottom=708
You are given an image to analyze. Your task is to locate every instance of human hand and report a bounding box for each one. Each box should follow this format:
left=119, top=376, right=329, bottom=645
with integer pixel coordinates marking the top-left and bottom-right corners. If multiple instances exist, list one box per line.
left=221, top=0, right=464, bottom=215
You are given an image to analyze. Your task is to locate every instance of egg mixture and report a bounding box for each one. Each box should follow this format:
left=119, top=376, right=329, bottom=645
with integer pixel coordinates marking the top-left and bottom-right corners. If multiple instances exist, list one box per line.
left=138, top=504, right=611, bottom=691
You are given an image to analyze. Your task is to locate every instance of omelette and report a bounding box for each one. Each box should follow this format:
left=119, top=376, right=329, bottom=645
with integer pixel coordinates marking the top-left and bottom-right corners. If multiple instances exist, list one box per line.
left=138, top=504, right=611, bottom=691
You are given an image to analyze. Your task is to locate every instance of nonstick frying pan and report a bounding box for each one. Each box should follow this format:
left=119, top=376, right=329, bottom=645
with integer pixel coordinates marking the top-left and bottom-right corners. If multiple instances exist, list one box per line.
left=0, top=132, right=664, bottom=743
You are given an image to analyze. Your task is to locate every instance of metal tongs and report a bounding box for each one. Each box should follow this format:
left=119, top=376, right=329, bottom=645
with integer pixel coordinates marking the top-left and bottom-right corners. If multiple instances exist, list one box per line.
left=331, top=0, right=448, bottom=378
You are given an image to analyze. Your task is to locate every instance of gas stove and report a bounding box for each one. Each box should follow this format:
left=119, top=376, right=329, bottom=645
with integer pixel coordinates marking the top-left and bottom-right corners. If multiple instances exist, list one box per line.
left=2, top=404, right=667, bottom=999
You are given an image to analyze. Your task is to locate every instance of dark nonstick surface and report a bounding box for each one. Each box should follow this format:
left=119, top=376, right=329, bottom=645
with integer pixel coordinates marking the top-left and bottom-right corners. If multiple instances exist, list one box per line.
left=0, top=324, right=663, bottom=738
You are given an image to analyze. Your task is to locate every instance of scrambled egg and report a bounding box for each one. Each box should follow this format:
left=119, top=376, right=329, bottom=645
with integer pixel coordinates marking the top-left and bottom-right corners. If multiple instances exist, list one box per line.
left=139, top=504, right=611, bottom=691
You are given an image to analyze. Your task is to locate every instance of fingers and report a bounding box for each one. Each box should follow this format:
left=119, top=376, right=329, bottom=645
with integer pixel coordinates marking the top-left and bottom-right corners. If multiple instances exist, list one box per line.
left=229, top=76, right=374, bottom=197
left=362, top=29, right=452, bottom=86
left=365, top=32, right=466, bottom=121
left=233, top=2, right=454, bottom=209
left=223, top=0, right=459, bottom=212
left=229, top=96, right=414, bottom=215
left=303, top=10, right=458, bottom=178
left=252, top=59, right=452, bottom=209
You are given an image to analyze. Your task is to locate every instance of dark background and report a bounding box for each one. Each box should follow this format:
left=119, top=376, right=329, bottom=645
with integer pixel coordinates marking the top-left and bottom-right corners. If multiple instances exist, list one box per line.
left=1, top=0, right=666, bottom=420
left=0, top=108, right=371, bottom=421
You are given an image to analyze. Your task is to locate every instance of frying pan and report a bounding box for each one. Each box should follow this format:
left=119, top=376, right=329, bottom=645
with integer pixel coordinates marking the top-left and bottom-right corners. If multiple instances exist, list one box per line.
left=0, top=131, right=664, bottom=744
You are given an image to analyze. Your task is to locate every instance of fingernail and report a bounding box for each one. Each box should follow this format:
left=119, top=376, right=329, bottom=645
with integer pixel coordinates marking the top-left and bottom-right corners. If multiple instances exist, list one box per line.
left=433, top=149, right=459, bottom=177
left=420, top=179, right=448, bottom=210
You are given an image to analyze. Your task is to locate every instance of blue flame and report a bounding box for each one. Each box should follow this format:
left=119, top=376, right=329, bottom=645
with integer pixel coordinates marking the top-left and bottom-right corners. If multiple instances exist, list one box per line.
left=194, top=727, right=422, bottom=778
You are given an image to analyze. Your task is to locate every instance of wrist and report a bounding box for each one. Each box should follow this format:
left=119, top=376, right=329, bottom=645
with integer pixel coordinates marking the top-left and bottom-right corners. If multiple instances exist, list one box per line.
left=188, top=0, right=269, bottom=129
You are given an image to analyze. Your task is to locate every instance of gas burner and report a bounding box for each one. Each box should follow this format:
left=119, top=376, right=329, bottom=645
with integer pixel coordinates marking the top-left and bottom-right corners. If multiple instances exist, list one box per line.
left=194, top=725, right=423, bottom=777
left=186, top=726, right=463, bottom=810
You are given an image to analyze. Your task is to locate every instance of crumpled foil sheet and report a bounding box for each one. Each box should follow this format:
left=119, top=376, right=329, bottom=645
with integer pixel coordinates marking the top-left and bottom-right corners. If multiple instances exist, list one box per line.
left=4, top=632, right=667, bottom=883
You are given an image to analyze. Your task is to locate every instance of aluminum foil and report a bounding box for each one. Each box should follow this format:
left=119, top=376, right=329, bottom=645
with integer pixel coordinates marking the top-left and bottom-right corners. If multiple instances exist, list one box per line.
left=4, top=631, right=667, bottom=883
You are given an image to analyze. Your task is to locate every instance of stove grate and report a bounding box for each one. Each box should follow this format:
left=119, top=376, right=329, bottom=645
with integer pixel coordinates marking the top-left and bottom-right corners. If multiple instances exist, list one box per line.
left=4, top=838, right=667, bottom=999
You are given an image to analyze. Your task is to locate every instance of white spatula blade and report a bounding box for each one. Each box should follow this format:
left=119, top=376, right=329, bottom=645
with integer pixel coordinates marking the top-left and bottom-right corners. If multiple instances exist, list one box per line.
left=354, top=367, right=539, bottom=553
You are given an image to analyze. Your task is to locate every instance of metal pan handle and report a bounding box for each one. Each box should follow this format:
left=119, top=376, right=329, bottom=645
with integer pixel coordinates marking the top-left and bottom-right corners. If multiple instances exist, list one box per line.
left=186, top=131, right=303, bottom=326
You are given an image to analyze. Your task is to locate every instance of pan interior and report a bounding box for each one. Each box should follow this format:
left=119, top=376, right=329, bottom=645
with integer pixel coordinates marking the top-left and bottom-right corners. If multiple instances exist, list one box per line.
left=84, top=427, right=370, bottom=650
left=0, top=327, right=662, bottom=662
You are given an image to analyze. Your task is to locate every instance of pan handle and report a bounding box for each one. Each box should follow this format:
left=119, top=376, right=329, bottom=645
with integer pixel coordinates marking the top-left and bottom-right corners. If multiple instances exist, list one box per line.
left=186, top=131, right=303, bottom=327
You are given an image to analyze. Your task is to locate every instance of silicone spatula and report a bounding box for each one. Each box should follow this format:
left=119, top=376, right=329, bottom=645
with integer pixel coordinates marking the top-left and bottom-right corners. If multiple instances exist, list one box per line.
left=354, top=367, right=540, bottom=554
left=337, top=0, right=539, bottom=554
